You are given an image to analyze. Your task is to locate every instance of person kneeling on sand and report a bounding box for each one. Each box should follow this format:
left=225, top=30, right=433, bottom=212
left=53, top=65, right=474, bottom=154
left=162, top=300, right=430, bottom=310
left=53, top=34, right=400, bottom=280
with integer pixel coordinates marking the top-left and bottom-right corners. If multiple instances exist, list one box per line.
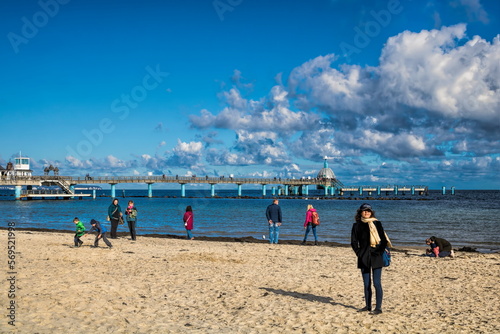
left=425, top=236, right=454, bottom=258
left=86, top=219, right=113, bottom=248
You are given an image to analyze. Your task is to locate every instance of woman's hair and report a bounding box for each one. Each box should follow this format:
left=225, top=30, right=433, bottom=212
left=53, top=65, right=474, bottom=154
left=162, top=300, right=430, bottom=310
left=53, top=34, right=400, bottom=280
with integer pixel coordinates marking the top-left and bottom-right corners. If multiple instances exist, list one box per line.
left=307, top=204, right=313, bottom=210
left=355, top=208, right=376, bottom=222
left=112, top=198, right=118, bottom=204
left=186, top=205, right=192, bottom=212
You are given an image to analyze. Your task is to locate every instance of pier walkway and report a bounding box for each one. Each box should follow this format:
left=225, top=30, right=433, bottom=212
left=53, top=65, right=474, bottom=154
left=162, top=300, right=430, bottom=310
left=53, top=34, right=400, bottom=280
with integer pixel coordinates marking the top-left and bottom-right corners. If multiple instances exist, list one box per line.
left=0, top=174, right=435, bottom=200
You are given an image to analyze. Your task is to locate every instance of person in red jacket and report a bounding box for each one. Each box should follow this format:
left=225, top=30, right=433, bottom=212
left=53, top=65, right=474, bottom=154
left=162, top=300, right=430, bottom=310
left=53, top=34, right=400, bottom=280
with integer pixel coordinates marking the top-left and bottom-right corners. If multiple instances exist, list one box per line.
left=183, top=205, right=194, bottom=240
left=301, top=204, right=319, bottom=245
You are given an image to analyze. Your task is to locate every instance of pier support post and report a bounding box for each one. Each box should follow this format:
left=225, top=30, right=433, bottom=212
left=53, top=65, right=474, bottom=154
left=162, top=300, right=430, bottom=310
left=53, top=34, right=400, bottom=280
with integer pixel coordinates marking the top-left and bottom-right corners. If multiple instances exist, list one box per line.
left=324, top=186, right=328, bottom=196
left=261, top=184, right=266, bottom=197
left=147, top=183, right=153, bottom=198
left=15, top=185, right=22, bottom=200
left=181, top=183, right=186, bottom=198
left=285, top=185, right=289, bottom=196
left=70, top=185, right=75, bottom=199
left=211, top=184, right=215, bottom=197
left=272, top=187, right=276, bottom=196
left=305, top=185, right=309, bottom=196
left=359, top=187, right=363, bottom=196
left=330, top=186, right=335, bottom=196
left=394, top=186, right=398, bottom=196
left=110, top=184, right=116, bottom=198
left=237, top=184, right=242, bottom=197
left=377, top=186, right=381, bottom=196
left=442, top=186, right=446, bottom=195
left=411, top=186, right=415, bottom=195
left=451, top=186, right=455, bottom=195
left=92, top=189, right=96, bottom=199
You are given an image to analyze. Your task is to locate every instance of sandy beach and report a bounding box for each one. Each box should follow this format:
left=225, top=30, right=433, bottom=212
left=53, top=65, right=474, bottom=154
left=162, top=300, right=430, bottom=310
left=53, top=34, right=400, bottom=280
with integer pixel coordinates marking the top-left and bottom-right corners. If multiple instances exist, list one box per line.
left=1, top=230, right=499, bottom=333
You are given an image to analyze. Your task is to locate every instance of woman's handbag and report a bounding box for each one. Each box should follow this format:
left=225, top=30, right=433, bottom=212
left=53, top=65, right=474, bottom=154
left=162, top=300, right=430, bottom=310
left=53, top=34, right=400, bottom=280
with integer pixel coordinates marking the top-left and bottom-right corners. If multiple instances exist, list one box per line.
left=382, top=248, right=391, bottom=267
left=106, top=215, right=110, bottom=221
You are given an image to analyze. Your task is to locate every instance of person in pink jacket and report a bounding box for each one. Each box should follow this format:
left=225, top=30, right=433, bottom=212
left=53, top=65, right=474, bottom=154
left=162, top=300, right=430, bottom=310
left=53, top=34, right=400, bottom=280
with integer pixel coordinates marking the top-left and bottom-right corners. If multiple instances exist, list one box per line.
left=301, top=204, right=319, bottom=245
left=183, top=205, right=194, bottom=240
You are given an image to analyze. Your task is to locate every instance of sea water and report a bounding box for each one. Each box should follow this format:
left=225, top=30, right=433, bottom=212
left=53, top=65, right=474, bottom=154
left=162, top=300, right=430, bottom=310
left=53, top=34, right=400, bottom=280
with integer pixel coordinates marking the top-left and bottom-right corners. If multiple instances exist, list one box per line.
left=1, top=189, right=499, bottom=252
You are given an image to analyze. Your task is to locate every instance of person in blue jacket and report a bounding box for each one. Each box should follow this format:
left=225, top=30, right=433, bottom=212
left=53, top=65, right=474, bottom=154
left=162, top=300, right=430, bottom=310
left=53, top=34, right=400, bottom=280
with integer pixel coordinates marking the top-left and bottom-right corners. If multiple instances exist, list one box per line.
left=86, top=219, right=113, bottom=248
left=265, top=199, right=282, bottom=244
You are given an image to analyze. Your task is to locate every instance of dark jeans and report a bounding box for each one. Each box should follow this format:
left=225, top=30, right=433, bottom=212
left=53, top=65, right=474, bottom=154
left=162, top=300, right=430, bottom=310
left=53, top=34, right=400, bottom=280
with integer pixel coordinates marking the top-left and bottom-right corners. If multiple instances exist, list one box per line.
left=361, top=267, right=383, bottom=310
left=110, top=218, right=119, bottom=239
left=94, top=232, right=112, bottom=247
left=127, top=220, right=136, bottom=240
left=427, top=251, right=451, bottom=257
left=74, top=234, right=83, bottom=246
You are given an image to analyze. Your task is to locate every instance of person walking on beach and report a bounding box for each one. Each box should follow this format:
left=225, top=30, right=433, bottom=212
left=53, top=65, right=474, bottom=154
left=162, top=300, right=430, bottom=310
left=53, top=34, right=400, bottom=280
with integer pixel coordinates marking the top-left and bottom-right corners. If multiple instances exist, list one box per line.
left=301, top=204, right=319, bottom=245
left=425, top=236, right=454, bottom=258
left=183, top=205, right=194, bottom=240
left=107, top=198, right=123, bottom=239
left=125, top=200, right=138, bottom=241
left=351, top=203, right=389, bottom=315
left=86, top=219, right=113, bottom=248
left=266, top=199, right=282, bottom=244
left=73, top=217, right=86, bottom=247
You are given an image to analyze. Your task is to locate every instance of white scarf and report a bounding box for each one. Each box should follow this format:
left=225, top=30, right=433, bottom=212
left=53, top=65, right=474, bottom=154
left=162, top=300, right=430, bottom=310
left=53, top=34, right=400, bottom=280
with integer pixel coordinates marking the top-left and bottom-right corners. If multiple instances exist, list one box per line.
left=361, top=217, right=393, bottom=248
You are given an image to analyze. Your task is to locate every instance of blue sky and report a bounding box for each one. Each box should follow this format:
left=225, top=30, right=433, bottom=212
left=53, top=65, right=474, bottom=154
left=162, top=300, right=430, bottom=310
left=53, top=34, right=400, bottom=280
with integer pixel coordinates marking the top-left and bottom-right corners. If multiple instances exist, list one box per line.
left=1, top=0, right=499, bottom=189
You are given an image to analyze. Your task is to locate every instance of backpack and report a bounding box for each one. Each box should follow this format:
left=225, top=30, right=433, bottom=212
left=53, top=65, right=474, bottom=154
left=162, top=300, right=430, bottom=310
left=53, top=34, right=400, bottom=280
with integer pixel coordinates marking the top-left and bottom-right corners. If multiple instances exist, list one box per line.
left=311, top=211, right=320, bottom=226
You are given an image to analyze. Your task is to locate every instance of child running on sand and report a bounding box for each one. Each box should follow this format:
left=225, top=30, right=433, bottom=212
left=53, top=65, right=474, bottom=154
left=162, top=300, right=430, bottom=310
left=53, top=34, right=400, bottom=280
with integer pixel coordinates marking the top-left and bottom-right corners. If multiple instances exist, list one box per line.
left=86, top=219, right=113, bottom=248
left=73, top=217, right=86, bottom=247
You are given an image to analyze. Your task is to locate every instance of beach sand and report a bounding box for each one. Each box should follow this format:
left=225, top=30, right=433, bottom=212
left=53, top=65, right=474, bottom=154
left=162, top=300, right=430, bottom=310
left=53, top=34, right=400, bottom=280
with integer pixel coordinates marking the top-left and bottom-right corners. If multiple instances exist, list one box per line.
left=1, top=230, right=499, bottom=333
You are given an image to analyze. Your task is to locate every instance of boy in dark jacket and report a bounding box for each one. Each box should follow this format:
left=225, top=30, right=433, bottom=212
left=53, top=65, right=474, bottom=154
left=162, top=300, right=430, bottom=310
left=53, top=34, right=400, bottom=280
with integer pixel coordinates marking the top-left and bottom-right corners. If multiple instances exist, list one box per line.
left=86, top=219, right=113, bottom=248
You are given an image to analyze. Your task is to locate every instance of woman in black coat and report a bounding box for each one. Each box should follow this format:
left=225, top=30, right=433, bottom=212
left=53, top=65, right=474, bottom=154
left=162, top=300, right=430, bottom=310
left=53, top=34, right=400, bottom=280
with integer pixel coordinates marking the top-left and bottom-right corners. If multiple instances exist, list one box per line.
left=351, top=203, right=388, bottom=315
left=107, top=198, right=123, bottom=239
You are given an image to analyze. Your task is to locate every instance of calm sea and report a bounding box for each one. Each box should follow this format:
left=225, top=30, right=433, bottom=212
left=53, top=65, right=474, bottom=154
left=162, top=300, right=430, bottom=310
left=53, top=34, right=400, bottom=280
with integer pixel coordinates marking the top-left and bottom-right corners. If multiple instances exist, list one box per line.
left=1, top=188, right=499, bottom=252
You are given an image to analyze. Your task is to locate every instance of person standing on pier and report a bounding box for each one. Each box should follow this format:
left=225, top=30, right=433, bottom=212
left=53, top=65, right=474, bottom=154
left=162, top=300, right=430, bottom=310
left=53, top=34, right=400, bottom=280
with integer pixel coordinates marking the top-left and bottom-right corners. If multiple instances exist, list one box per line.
left=108, top=198, right=123, bottom=239
left=183, top=205, right=194, bottom=240
left=266, top=199, right=282, bottom=244
left=125, top=200, right=138, bottom=241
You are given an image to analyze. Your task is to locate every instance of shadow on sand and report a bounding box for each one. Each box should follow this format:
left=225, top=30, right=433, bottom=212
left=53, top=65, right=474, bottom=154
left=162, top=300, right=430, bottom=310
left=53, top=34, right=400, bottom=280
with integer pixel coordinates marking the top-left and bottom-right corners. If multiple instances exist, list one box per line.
left=259, top=287, right=357, bottom=310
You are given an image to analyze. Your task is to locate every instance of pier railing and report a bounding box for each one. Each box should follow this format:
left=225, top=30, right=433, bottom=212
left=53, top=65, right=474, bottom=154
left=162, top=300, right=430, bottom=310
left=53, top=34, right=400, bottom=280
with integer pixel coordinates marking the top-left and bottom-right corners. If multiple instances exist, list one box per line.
left=47, top=175, right=338, bottom=187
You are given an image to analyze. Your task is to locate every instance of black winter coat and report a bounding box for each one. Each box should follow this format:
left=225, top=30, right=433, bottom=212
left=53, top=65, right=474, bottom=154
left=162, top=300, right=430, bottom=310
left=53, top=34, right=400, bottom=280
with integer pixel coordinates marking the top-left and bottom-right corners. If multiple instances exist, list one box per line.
left=351, top=220, right=388, bottom=270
